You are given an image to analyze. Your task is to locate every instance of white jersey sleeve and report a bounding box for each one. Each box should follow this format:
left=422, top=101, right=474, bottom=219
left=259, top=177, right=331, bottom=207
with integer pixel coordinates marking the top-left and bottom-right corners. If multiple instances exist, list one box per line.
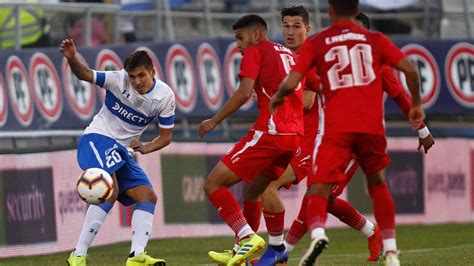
left=156, top=83, right=176, bottom=129
left=92, top=70, right=125, bottom=93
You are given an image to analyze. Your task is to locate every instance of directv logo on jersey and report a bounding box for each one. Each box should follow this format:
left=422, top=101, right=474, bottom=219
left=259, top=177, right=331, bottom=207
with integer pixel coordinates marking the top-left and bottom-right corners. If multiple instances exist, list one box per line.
left=111, top=102, right=151, bottom=125
left=105, top=91, right=154, bottom=127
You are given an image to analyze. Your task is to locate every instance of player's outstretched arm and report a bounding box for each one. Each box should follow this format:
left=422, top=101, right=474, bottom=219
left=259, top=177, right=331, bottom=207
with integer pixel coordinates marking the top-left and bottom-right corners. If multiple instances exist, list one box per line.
left=59, top=39, right=93, bottom=83
left=129, top=127, right=173, bottom=154
left=199, top=77, right=255, bottom=138
left=388, top=89, right=435, bottom=153
left=270, top=71, right=304, bottom=114
left=395, top=58, right=425, bottom=128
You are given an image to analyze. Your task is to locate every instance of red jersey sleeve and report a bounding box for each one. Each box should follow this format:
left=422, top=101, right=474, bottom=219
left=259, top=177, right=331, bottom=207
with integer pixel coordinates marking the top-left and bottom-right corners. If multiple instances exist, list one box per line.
left=293, top=38, right=316, bottom=75
left=304, top=67, right=320, bottom=92
left=382, top=66, right=404, bottom=98
left=238, top=46, right=261, bottom=81
left=379, top=34, right=405, bottom=67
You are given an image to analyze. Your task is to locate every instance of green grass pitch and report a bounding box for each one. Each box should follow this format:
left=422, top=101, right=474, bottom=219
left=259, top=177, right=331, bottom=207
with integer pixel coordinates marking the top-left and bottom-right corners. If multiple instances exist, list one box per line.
left=1, top=223, right=473, bottom=265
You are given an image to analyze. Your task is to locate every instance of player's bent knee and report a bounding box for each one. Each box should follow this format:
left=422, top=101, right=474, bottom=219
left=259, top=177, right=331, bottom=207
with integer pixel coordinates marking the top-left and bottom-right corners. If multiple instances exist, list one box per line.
left=260, top=186, right=279, bottom=203
left=139, top=187, right=157, bottom=203
left=145, top=190, right=157, bottom=204
left=366, top=172, right=386, bottom=187
left=203, top=179, right=216, bottom=196
left=203, top=170, right=226, bottom=196
left=127, top=185, right=157, bottom=203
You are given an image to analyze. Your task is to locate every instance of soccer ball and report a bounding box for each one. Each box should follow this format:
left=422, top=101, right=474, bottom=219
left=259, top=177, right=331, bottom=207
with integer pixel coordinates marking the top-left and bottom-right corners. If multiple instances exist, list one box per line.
left=77, top=168, right=114, bottom=204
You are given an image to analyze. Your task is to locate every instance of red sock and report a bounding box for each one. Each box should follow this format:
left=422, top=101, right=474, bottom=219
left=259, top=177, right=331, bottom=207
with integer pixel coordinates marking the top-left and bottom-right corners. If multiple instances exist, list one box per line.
left=243, top=200, right=262, bottom=232
left=285, top=196, right=308, bottom=246
left=306, top=195, right=328, bottom=231
left=263, top=210, right=285, bottom=238
left=209, top=188, right=248, bottom=235
left=368, top=183, right=396, bottom=239
left=327, top=197, right=366, bottom=231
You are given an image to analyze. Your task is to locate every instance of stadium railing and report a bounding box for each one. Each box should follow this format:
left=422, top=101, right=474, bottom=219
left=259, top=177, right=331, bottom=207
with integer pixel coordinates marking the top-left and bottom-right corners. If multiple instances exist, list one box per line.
left=1, top=0, right=473, bottom=50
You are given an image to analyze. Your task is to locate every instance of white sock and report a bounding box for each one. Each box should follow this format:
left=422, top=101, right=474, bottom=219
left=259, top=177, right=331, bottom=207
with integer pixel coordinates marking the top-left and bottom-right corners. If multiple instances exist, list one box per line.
left=269, top=234, right=284, bottom=246
left=361, top=220, right=375, bottom=238
left=383, top=238, right=397, bottom=255
left=233, top=243, right=239, bottom=253
left=237, top=225, right=254, bottom=241
left=310, top=228, right=326, bottom=240
left=130, top=209, right=154, bottom=255
left=74, top=205, right=109, bottom=256
left=283, top=240, right=295, bottom=252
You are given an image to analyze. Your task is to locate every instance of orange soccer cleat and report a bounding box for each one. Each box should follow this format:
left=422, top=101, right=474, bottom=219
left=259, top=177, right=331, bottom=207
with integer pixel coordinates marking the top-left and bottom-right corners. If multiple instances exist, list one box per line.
left=367, top=226, right=383, bottom=262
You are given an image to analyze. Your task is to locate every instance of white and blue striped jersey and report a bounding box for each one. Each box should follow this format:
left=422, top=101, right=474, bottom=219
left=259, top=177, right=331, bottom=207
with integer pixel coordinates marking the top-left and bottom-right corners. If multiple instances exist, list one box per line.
left=84, top=69, right=175, bottom=146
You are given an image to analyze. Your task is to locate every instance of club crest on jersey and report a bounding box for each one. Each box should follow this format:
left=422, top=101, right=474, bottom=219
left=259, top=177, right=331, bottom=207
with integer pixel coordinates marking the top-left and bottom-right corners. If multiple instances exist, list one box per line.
left=134, top=98, right=144, bottom=108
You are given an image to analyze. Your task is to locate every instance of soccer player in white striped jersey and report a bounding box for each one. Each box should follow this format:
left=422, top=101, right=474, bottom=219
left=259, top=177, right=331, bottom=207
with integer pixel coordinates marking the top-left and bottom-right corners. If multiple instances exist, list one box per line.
left=61, top=39, right=174, bottom=266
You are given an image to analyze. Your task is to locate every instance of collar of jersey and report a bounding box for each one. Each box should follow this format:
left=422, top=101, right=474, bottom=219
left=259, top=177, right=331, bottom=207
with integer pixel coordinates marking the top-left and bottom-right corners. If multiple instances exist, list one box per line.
left=144, top=78, right=157, bottom=95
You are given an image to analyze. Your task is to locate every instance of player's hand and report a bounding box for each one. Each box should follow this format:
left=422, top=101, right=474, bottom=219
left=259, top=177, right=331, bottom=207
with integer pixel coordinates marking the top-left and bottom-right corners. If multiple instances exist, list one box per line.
left=418, top=133, right=435, bottom=154
left=129, top=139, right=149, bottom=154
left=408, top=105, right=425, bottom=129
left=269, top=94, right=284, bottom=114
left=199, top=118, right=217, bottom=139
left=251, top=89, right=257, bottom=101
left=60, top=39, right=77, bottom=59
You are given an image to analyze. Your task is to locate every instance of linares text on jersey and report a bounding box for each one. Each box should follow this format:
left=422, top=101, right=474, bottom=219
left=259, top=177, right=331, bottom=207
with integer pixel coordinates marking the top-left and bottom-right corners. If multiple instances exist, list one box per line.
left=325, top=33, right=367, bottom=45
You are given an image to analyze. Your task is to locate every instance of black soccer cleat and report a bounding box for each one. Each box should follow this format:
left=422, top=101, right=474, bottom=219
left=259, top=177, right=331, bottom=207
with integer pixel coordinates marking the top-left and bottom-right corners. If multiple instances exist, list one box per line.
left=299, top=236, right=329, bottom=266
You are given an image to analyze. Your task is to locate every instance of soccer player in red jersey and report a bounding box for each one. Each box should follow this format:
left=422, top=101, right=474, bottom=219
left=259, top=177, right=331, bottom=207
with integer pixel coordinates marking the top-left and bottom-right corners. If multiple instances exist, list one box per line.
left=247, top=9, right=434, bottom=266
left=270, top=1, right=425, bottom=265
left=240, top=6, right=382, bottom=265
left=199, top=14, right=303, bottom=265
left=355, top=12, right=434, bottom=152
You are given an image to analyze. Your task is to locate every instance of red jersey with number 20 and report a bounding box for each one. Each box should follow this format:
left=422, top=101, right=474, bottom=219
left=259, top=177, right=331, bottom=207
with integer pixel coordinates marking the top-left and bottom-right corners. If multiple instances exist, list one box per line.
left=293, top=22, right=405, bottom=135
left=239, top=39, right=303, bottom=136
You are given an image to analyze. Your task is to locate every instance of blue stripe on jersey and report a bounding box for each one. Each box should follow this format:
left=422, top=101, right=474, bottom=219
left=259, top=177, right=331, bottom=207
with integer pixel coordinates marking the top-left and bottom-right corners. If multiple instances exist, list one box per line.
left=95, top=71, right=106, bottom=87
left=158, top=115, right=174, bottom=126
left=105, top=91, right=155, bottom=127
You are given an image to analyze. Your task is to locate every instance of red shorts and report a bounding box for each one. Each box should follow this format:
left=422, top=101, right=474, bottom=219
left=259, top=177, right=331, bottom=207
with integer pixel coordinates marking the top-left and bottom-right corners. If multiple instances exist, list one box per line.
left=221, top=131, right=301, bottom=183
left=329, top=157, right=359, bottom=197
left=308, top=133, right=390, bottom=186
left=282, top=136, right=314, bottom=189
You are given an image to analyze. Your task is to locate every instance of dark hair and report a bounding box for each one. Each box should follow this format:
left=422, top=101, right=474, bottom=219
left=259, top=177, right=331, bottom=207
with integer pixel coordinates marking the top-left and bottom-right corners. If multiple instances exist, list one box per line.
left=232, top=14, right=267, bottom=31
left=328, top=0, right=359, bottom=16
left=124, top=50, right=153, bottom=72
left=281, top=5, right=310, bottom=25
left=356, top=12, right=371, bottom=29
